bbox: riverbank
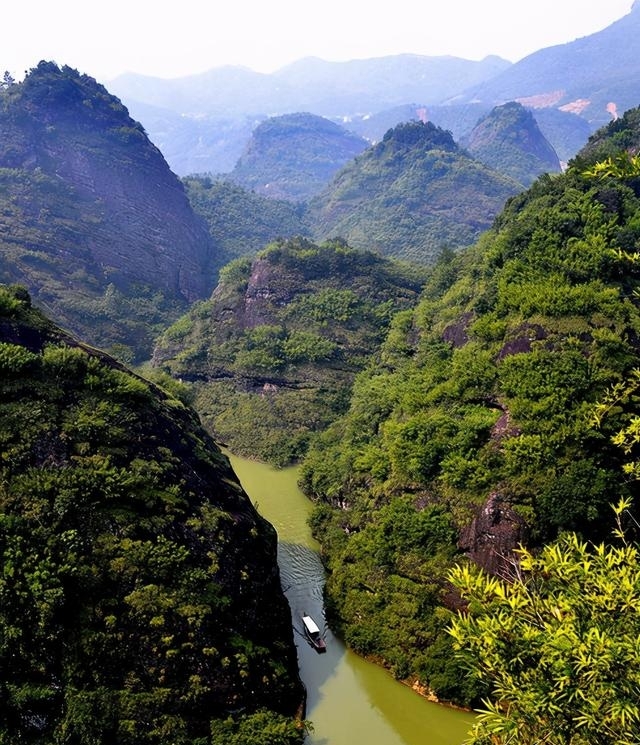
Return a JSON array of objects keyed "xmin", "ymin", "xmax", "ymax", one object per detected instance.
[{"xmin": 226, "ymin": 451, "xmax": 475, "ymax": 745}]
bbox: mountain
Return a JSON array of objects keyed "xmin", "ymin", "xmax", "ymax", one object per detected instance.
[
  {"xmin": 298, "ymin": 106, "xmax": 640, "ymax": 707},
  {"xmin": 228, "ymin": 112, "xmax": 369, "ymax": 202},
  {"xmin": 0, "ymin": 62, "xmax": 217, "ymax": 361},
  {"xmin": 109, "ymin": 55, "xmax": 511, "ymax": 121},
  {"xmin": 0, "ymin": 283, "xmax": 305, "ymax": 743},
  {"xmin": 107, "ymin": 55, "xmax": 511, "ymax": 176},
  {"xmin": 307, "ymin": 120, "xmax": 523, "ymax": 264},
  {"xmin": 121, "ymin": 99, "xmax": 262, "ymax": 176},
  {"xmin": 462, "ymin": 101, "xmax": 561, "ymax": 185},
  {"xmin": 183, "ymin": 177, "xmax": 309, "ymax": 264},
  {"xmin": 152, "ymin": 237, "xmax": 426, "ymax": 465},
  {"xmin": 454, "ymin": 3, "xmax": 640, "ymax": 130},
  {"xmin": 105, "ymin": 8, "xmax": 640, "ymax": 177}
]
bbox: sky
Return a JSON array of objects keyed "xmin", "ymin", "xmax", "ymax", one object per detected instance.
[{"xmin": 2, "ymin": 0, "xmax": 635, "ymax": 83}]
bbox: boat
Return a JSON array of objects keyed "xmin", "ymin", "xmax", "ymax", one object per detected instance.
[{"xmin": 302, "ymin": 613, "xmax": 327, "ymax": 653}]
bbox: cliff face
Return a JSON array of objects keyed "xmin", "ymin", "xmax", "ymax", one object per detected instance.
[
  {"xmin": 0, "ymin": 284, "xmax": 304, "ymax": 742},
  {"xmin": 0, "ymin": 62, "xmax": 217, "ymax": 360}
]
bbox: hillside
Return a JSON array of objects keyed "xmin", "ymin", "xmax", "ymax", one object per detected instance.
[
  {"xmin": 299, "ymin": 108, "xmax": 640, "ymax": 705},
  {"xmin": 183, "ymin": 176, "xmax": 309, "ymax": 265},
  {"xmin": 152, "ymin": 238, "xmax": 426, "ymax": 465},
  {"xmin": 0, "ymin": 62, "xmax": 217, "ymax": 361},
  {"xmin": 307, "ymin": 121, "xmax": 523, "ymax": 264},
  {"xmin": 0, "ymin": 284, "xmax": 305, "ymax": 743},
  {"xmin": 462, "ymin": 101, "xmax": 561, "ymax": 186},
  {"xmin": 455, "ymin": 2, "xmax": 640, "ymax": 129},
  {"xmin": 228, "ymin": 113, "xmax": 368, "ymax": 202}
]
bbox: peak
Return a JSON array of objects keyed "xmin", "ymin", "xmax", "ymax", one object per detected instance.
[{"xmin": 381, "ymin": 120, "xmax": 458, "ymax": 152}]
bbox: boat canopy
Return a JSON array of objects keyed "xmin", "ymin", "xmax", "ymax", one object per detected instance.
[{"xmin": 302, "ymin": 615, "xmax": 321, "ymax": 636}]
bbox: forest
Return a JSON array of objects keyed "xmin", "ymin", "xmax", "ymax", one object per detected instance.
[
  {"xmin": 297, "ymin": 112, "xmax": 640, "ymax": 710},
  {"xmin": 2, "ymin": 61, "xmax": 640, "ymax": 744}
]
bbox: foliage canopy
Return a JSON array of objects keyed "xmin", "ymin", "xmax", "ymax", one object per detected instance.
[{"xmin": 449, "ymin": 501, "xmax": 640, "ymax": 745}]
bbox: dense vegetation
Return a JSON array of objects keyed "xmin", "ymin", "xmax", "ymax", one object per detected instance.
[
  {"xmin": 0, "ymin": 285, "xmax": 305, "ymax": 743},
  {"xmin": 228, "ymin": 112, "xmax": 368, "ymax": 202},
  {"xmin": 183, "ymin": 176, "xmax": 308, "ymax": 269},
  {"xmin": 0, "ymin": 62, "xmax": 216, "ymax": 362},
  {"xmin": 299, "ymin": 114, "xmax": 640, "ymax": 705},
  {"xmin": 152, "ymin": 238, "xmax": 426, "ymax": 465},
  {"xmin": 449, "ymin": 500, "xmax": 640, "ymax": 745},
  {"xmin": 307, "ymin": 121, "xmax": 522, "ymax": 264},
  {"xmin": 463, "ymin": 101, "xmax": 561, "ymax": 186}
]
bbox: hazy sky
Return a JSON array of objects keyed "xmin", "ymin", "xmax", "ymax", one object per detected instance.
[{"xmin": 2, "ymin": 0, "xmax": 634, "ymax": 82}]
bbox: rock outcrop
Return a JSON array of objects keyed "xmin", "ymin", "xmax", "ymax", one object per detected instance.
[{"xmin": 0, "ymin": 62, "xmax": 217, "ymax": 359}]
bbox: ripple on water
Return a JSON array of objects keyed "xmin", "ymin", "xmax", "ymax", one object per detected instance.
[{"xmin": 226, "ymin": 452, "xmax": 475, "ymax": 745}]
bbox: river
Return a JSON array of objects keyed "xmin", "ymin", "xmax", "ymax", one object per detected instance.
[{"xmin": 227, "ymin": 453, "xmax": 475, "ymax": 745}]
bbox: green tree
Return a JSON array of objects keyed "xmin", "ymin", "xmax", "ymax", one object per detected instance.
[{"xmin": 448, "ymin": 499, "xmax": 640, "ymax": 745}]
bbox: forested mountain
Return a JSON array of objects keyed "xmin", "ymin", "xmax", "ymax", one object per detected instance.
[
  {"xmin": 462, "ymin": 101, "xmax": 561, "ymax": 186},
  {"xmin": 0, "ymin": 62, "xmax": 218, "ymax": 361},
  {"xmin": 0, "ymin": 284, "xmax": 305, "ymax": 743},
  {"xmin": 228, "ymin": 113, "xmax": 368, "ymax": 202},
  {"xmin": 297, "ymin": 109, "xmax": 640, "ymax": 705},
  {"xmin": 183, "ymin": 177, "xmax": 309, "ymax": 266},
  {"xmin": 307, "ymin": 121, "xmax": 522, "ymax": 263},
  {"xmin": 152, "ymin": 238, "xmax": 426, "ymax": 465}
]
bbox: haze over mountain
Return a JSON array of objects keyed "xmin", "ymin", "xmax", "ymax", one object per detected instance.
[
  {"xmin": 228, "ymin": 113, "xmax": 368, "ymax": 201},
  {"xmin": 109, "ymin": 55, "xmax": 510, "ymax": 120},
  {"xmin": 104, "ymin": 6, "xmax": 640, "ymax": 176},
  {"xmin": 108, "ymin": 56, "xmax": 510, "ymax": 176}
]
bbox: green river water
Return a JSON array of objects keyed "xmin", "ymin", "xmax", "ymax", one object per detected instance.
[{"xmin": 227, "ymin": 453, "xmax": 475, "ymax": 745}]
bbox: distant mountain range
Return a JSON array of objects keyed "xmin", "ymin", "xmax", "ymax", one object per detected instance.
[
  {"xmin": 453, "ymin": 2, "xmax": 640, "ymax": 129},
  {"xmin": 107, "ymin": 5, "xmax": 640, "ymax": 175}
]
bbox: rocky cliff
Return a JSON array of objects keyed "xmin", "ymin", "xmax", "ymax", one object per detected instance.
[{"xmin": 0, "ymin": 62, "xmax": 217, "ymax": 360}]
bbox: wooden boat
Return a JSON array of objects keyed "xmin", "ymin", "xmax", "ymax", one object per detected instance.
[{"xmin": 302, "ymin": 613, "xmax": 326, "ymax": 652}]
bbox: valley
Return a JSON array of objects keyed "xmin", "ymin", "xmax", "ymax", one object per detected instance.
[{"xmin": 1, "ymin": 8, "xmax": 640, "ymax": 741}]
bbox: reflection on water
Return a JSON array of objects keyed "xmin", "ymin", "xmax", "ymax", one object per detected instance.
[{"xmin": 227, "ymin": 452, "xmax": 475, "ymax": 745}]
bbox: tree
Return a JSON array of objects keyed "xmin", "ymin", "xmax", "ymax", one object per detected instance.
[
  {"xmin": 448, "ymin": 499, "xmax": 640, "ymax": 745},
  {"xmin": 1, "ymin": 70, "xmax": 15, "ymax": 89}
]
